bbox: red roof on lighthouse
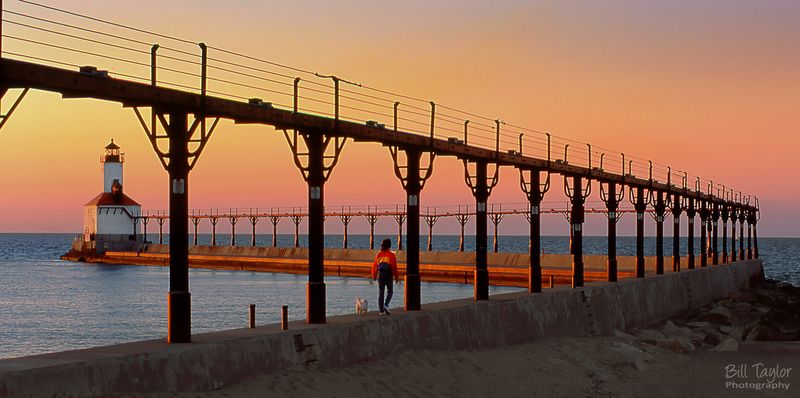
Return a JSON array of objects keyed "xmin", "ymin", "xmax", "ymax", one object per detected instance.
[{"xmin": 84, "ymin": 192, "xmax": 141, "ymax": 206}]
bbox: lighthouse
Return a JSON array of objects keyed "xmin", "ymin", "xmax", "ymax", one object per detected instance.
[{"xmin": 81, "ymin": 139, "xmax": 143, "ymax": 253}]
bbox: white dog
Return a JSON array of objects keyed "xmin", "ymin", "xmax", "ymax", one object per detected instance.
[{"xmin": 356, "ymin": 297, "xmax": 368, "ymax": 315}]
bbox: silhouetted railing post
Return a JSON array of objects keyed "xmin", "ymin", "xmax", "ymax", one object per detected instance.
[
  {"xmin": 671, "ymin": 193, "xmax": 682, "ymax": 272},
  {"xmin": 166, "ymin": 111, "xmax": 191, "ymax": 344}
]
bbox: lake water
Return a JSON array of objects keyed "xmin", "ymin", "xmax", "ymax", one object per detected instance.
[{"xmin": 0, "ymin": 233, "xmax": 796, "ymax": 359}]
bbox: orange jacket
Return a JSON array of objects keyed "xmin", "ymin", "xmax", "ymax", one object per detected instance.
[{"xmin": 371, "ymin": 249, "xmax": 399, "ymax": 280}]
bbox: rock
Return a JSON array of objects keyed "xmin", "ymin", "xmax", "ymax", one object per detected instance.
[
  {"xmin": 662, "ymin": 320, "xmax": 692, "ymax": 338},
  {"xmin": 605, "ymin": 341, "xmax": 653, "ymax": 371},
  {"xmin": 699, "ymin": 306, "xmax": 733, "ymax": 325},
  {"xmin": 690, "ymin": 330, "xmax": 707, "ymax": 344},
  {"xmin": 686, "ymin": 321, "xmax": 711, "ymax": 329},
  {"xmin": 745, "ymin": 322, "xmax": 781, "ymax": 341},
  {"xmin": 711, "ymin": 337, "xmax": 739, "ymax": 352},
  {"xmin": 635, "ymin": 329, "xmax": 666, "ymax": 345},
  {"xmin": 755, "ymin": 305, "xmax": 771, "ymax": 314},
  {"xmin": 765, "ymin": 308, "xmax": 792, "ymax": 323},
  {"xmin": 703, "ymin": 328, "xmax": 723, "ymax": 346},
  {"xmin": 613, "ymin": 330, "xmax": 637, "ymax": 344},
  {"xmin": 734, "ymin": 302, "xmax": 753, "ymax": 313},
  {"xmin": 720, "ymin": 325, "xmax": 743, "ymax": 341},
  {"xmin": 657, "ymin": 335, "xmax": 695, "ymax": 353}
]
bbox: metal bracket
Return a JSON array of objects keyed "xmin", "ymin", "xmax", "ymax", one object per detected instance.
[
  {"xmin": 389, "ymin": 146, "xmax": 435, "ymax": 190},
  {"xmin": 132, "ymin": 108, "xmax": 220, "ymax": 171},
  {"xmin": 283, "ymin": 129, "xmax": 346, "ymax": 182},
  {"xmin": 463, "ymin": 160, "xmax": 500, "ymax": 196},
  {"xmin": 0, "ymin": 87, "xmax": 30, "ymax": 132}
]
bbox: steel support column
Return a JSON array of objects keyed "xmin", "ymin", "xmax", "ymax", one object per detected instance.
[
  {"xmin": 686, "ymin": 199, "xmax": 696, "ymax": 269},
  {"xmin": 403, "ymin": 150, "xmax": 422, "ymax": 310},
  {"xmin": 565, "ymin": 176, "xmax": 590, "ymax": 287},
  {"xmin": 601, "ymin": 181, "xmax": 623, "ymax": 282},
  {"xmin": 747, "ymin": 210, "xmax": 753, "ymax": 260},
  {"xmin": 721, "ymin": 204, "xmax": 729, "ymax": 264},
  {"xmin": 652, "ymin": 191, "xmax": 666, "ymax": 274},
  {"xmin": 472, "ymin": 162, "xmax": 490, "ymax": 299},
  {"xmin": 389, "ymin": 147, "xmax": 434, "ymax": 311},
  {"xmin": 671, "ymin": 193, "xmax": 682, "ymax": 272},
  {"xmin": 712, "ymin": 203, "xmax": 720, "ymax": 265},
  {"xmin": 738, "ymin": 212, "xmax": 745, "ymax": 260},
  {"xmin": 166, "ymin": 112, "xmax": 190, "ymax": 344},
  {"xmin": 730, "ymin": 207, "xmax": 737, "ymax": 262},
  {"xmin": 520, "ymin": 168, "xmax": 549, "ymax": 292},
  {"xmin": 700, "ymin": 201, "xmax": 708, "ymax": 267},
  {"xmin": 305, "ymin": 132, "xmax": 326, "ymax": 324},
  {"xmin": 630, "ymin": 186, "xmax": 647, "ymax": 278}
]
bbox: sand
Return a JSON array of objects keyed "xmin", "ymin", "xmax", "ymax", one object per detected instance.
[{"xmin": 148, "ymin": 336, "xmax": 798, "ymax": 398}]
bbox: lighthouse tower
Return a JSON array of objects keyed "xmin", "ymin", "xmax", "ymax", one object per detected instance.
[{"xmin": 82, "ymin": 139, "xmax": 143, "ymax": 253}]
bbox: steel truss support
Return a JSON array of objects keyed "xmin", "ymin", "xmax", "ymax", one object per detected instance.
[
  {"xmin": 157, "ymin": 218, "xmax": 166, "ymax": 244},
  {"xmin": 686, "ymin": 198, "xmax": 697, "ymax": 269},
  {"xmin": 0, "ymin": 87, "xmax": 30, "ymax": 132},
  {"xmin": 699, "ymin": 201, "xmax": 709, "ymax": 267},
  {"xmin": 600, "ymin": 181, "xmax": 624, "ymax": 282},
  {"xmin": 269, "ymin": 216, "xmax": 280, "ymax": 247},
  {"xmin": 366, "ymin": 213, "xmax": 380, "ymax": 250},
  {"xmin": 249, "ymin": 216, "xmax": 259, "ymax": 247},
  {"xmin": 730, "ymin": 206, "xmax": 738, "ymax": 262},
  {"xmin": 721, "ymin": 203, "xmax": 729, "ymax": 264},
  {"xmin": 291, "ymin": 215, "xmax": 302, "ymax": 248},
  {"xmin": 424, "ymin": 213, "xmax": 440, "ymax": 252},
  {"xmin": 340, "ymin": 213, "xmax": 353, "ymax": 249},
  {"xmin": 455, "ymin": 210, "xmax": 471, "ymax": 253},
  {"xmin": 191, "ymin": 217, "xmax": 200, "ymax": 245},
  {"xmin": 629, "ymin": 186, "xmax": 647, "ymax": 278},
  {"xmin": 712, "ymin": 202, "xmax": 720, "ymax": 265},
  {"xmin": 738, "ymin": 210, "xmax": 745, "ymax": 261},
  {"xmin": 132, "ymin": 106, "xmax": 216, "ymax": 344},
  {"xmin": 209, "ymin": 217, "xmax": 219, "ymax": 246},
  {"xmin": 464, "ymin": 160, "xmax": 499, "ymax": 299},
  {"xmin": 489, "ymin": 205, "xmax": 505, "ymax": 253},
  {"xmin": 520, "ymin": 168, "xmax": 550, "ymax": 291},
  {"xmin": 393, "ymin": 211, "xmax": 406, "ymax": 251},
  {"xmin": 565, "ymin": 176, "xmax": 591, "ymax": 287},
  {"xmin": 670, "ymin": 193, "xmax": 683, "ymax": 272},
  {"xmin": 389, "ymin": 147, "xmax": 435, "ymax": 310},
  {"xmin": 649, "ymin": 190, "xmax": 667, "ymax": 275},
  {"xmin": 283, "ymin": 128, "xmax": 346, "ymax": 324},
  {"xmin": 229, "ymin": 216, "xmax": 238, "ymax": 246},
  {"xmin": 753, "ymin": 198, "xmax": 760, "ymax": 259}
]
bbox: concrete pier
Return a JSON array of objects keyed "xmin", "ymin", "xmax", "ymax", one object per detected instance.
[{"xmin": 0, "ymin": 259, "xmax": 763, "ymax": 397}]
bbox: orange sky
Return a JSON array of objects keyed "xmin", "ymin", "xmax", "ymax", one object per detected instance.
[{"xmin": 0, "ymin": 0, "xmax": 797, "ymax": 236}]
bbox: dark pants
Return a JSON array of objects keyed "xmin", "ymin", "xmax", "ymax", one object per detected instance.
[{"xmin": 378, "ymin": 272, "xmax": 393, "ymax": 312}]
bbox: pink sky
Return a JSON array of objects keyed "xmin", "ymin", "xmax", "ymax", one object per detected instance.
[{"xmin": 0, "ymin": 0, "xmax": 797, "ymax": 236}]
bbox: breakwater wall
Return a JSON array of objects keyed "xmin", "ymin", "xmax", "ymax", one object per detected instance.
[
  {"xmin": 0, "ymin": 259, "xmax": 763, "ymax": 397},
  {"xmin": 64, "ymin": 244, "xmax": 679, "ymax": 287}
]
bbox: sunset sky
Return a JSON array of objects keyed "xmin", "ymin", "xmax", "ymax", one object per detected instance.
[{"xmin": 0, "ymin": 0, "xmax": 797, "ymax": 237}]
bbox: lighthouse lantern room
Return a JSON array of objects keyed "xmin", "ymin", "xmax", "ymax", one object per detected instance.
[{"xmin": 81, "ymin": 139, "xmax": 143, "ymax": 253}]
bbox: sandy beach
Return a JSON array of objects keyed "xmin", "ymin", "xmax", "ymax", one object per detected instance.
[{"xmin": 150, "ymin": 281, "xmax": 800, "ymax": 398}]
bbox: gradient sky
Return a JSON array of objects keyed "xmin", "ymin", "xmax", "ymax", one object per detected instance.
[{"xmin": 0, "ymin": 0, "xmax": 797, "ymax": 236}]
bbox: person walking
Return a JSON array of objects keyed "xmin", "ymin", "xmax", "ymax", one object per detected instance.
[{"xmin": 371, "ymin": 238, "xmax": 400, "ymax": 315}]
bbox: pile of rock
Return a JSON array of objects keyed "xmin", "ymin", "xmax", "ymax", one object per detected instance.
[{"xmin": 624, "ymin": 279, "xmax": 800, "ymax": 353}]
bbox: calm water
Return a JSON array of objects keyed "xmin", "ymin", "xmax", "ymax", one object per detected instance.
[{"xmin": 0, "ymin": 233, "xmax": 796, "ymax": 359}]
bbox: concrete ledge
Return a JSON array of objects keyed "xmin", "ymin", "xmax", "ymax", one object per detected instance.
[{"xmin": 0, "ymin": 260, "xmax": 763, "ymax": 397}]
